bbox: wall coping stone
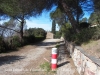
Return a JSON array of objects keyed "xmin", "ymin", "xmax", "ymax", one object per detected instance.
[{"xmin": 75, "ymin": 46, "xmax": 100, "ymax": 66}]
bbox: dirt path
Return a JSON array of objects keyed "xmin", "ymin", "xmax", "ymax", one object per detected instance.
[
  {"xmin": 0, "ymin": 39, "xmax": 60, "ymax": 75},
  {"xmin": 57, "ymin": 42, "xmax": 79, "ymax": 75}
]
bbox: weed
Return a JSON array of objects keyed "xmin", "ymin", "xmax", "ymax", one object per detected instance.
[
  {"xmin": 40, "ymin": 62, "xmax": 56, "ymax": 75},
  {"xmin": 40, "ymin": 62, "xmax": 51, "ymax": 72},
  {"xmin": 55, "ymin": 43, "xmax": 60, "ymax": 48}
]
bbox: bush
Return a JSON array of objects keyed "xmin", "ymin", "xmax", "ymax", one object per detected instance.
[
  {"xmin": 0, "ymin": 27, "xmax": 47, "ymax": 53},
  {"xmin": 0, "ymin": 37, "xmax": 5, "ymax": 52},
  {"xmin": 65, "ymin": 27, "xmax": 100, "ymax": 45},
  {"xmin": 79, "ymin": 22, "xmax": 90, "ymax": 29},
  {"xmin": 91, "ymin": 27, "xmax": 100, "ymax": 40},
  {"xmin": 23, "ymin": 35, "xmax": 45, "ymax": 45},
  {"xmin": 54, "ymin": 31, "xmax": 61, "ymax": 39},
  {"xmin": 23, "ymin": 28, "xmax": 46, "ymax": 44},
  {"xmin": 74, "ymin": 28, "xmax": 96, "ymax": 45},
  {"xmin": 35, "ymin": 36, "xmax": 45, "ymax": 42},
  {"xmin": 23, "ymin": 35, "xmax": 36, "ymax": 44},
  {"xmin": 10, "ymin": 36, "xmax": 21, "ymax": 49},
  {"xmin": 25, "ymin": 28, "xmax": 47, "ymax": 38}
]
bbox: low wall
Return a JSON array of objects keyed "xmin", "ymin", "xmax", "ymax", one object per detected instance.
[{"xmin": 65, "ymin": 41, "xmax": 100, "ymax": 75}]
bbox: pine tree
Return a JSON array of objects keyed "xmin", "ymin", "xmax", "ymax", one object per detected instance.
[{"xmin": 51, "ymin": 20, "xmax": 56, "ymax": 34}]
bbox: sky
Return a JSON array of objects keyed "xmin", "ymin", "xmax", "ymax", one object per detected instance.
[
  {"xmin": 0, "ymin": 6, "xmax": 59, "ymax": 31},
  {"xmin": 0, "ymin": 6, "xmax": 91, "ymax": 31},
  {"xmin": 26, "ymin": 10, "xmax": 59, "ymax": 31},
  {"xmin": 25, "ymin": 6, "xmax": 59, "ymax": 31}
]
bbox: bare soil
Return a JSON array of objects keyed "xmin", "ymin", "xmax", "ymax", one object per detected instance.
[
  {"xmin": 0, "ymin": 39, "xmax": 60, "ymax": 75},
  {"xmin": 81, "ymin": 39, "xmax": 100, "ymax": 59}
]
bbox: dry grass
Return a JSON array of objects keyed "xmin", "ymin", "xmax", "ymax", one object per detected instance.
[{"xmin": 81, "ymin": 39, "xmax": 100, "ymax": 58}]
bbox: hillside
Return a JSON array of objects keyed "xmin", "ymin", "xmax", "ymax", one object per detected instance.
[{"xmin": 81, "ymin": 39, "xmax": 100, "ymax": 59}]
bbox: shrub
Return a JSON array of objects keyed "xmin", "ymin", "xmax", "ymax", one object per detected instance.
[
  {"xmin": 24, "ymin": 28, "xmax": 46, "ymax": 44},
  {"xmin": 79, "ymin": 22, "xmax": 90, "ymax": 29},
  {"xmin": 10, "ymin": 36, "xmax": 21, "ymax": 49},
  {"xmin": 0, "ymin": 37, "xmax": 5, "ymax": 52},
  {"xmin": 91, "ymin": 27, "xmax": 100, "ymax": 40},
  {"xmin": 23, "ymin": 35, "xmax": 35, "ymax": 44},
  {"xmin": 23, "ymin": 35, "xmax": 45, "ymax": 45},
  {"xmin": 65, "ymin": 27, "xmax": 99, "ymax": 45},
  {"xmin": 54, "ymin": 31, "xmax": 61, "ymax": 39},
  {"xmin": 74, "ymin": 28, "xmax": 96, "ymax": 44}
]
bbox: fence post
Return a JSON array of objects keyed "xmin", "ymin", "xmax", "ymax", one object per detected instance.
[{"xmin": 51, "ymin": 48, "xmax": 57, "ymax": 70}]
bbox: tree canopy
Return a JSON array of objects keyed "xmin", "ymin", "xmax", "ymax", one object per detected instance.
[
  {"xmin": 88, "ymin": 12, "xmax": 100, "ymax": 25},
  {"xmin": 0, "ymin": 0, "xmax": 94, "ymax": 33},
  {"xmin": 0, "ymin": 0, "xmax": 95, "ymax": 39}
]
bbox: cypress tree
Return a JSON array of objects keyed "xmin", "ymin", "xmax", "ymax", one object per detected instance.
[{"xmin": 51, "ymin": 20, "xmax": 56, "ymax": 34}]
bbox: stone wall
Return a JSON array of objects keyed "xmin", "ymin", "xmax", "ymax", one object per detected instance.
[{"xmin": 65, "ymin": 41, "xmax": 100, "ymax": 75}]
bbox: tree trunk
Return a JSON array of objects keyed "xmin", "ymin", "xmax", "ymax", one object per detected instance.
[
  {"xmin": 20, "ymin": 19, "xmax": 24, "ymax": 42},
  {"xmin": 60, "ymin": 0, "xmax": 79, "ymax": 33}
]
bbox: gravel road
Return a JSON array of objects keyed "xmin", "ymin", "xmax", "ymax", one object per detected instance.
[{"xmin": 0, "ymin": 39, "xmax": 60, "ymax": 75}]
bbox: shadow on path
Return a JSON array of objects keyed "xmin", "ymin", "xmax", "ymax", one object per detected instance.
[
  {"xmin": 58, "ymin": 61, "xmax": 70, "ymax": 68},
  {"xmin": 36, "ymin": 41, "xmax": 60, "ymax": 46},
  {"xmin": 0, "ymin": 55, "xmax": 25, "ymax": 66}
]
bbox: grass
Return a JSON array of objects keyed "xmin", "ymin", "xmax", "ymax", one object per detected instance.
[
  {"xmin": 40, "ymin": 62, "xmax": 56, "ymax": 75},
  {"xmin": 40, "ymin": 62, "xmax": 51, "ymax": 72},
  {"xmin": 81, "ymin": 39, "xmax": 100, "ymax": 58},
  {"xmin": 55, "ymin": 43, "xmax": 60, "ymax": 48},
  {"xmin": 81, "ymin": 40, "xmax": 99, "ymax": 47}
]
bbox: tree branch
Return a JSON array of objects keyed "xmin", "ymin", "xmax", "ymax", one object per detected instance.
[{"xmin": 0, "ymin": 25, "xmax": 20, "ymax": 33}]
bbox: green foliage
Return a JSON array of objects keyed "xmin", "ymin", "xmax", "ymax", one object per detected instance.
[
  {"xmin": 79, "ymin": 22, "xmax": 90, "ymax": 29},
  {"xmin": 50, "ymin": 8, "xmax": 67, "ymax": 26},
  {"xmin": 80, "ymin": 17, "xmax": 88, "ymax": 22},
  {"xmin": 60, "ymin": 21, "xmax": 100, "ymax": 45},
  {"xmin": 55, "ymin": 43, "xmax": 60, "ymax": 48},
  {"xmin": 92, "ymin": 27, "xmax": 100, "ymax": 40},
  {"xmin": 54, "ymin": 31, "xmax": 61, "ymax": 39},
  {"xmin": 40, "ymin": 62, "xmax": 51, "ymax": 72},
  {"xmin": 0, "ymin": 27, "xmax": 46, "ymax": 53},
  {"xmin": 59, "ymin": 22, "xmax": 72, "ymax": 39},
  {"xmin": 88, "ymin": 12, "xmax": 100, "ymax": 25},
  {"xmin": 0, "ymin": 0, "xmax": 47, "ymax": 40},
  {"xmin": 0, "ymin": 37, "xmax": 5, "ymax": 52},
  {"xmin": 74, "ymin": 28, "xmax": 95, "ymax": 44},
  {"xmin": 51, "ymin": 20, "xmax": 56, "ymax": 34},
  {"xmin": 25, "ymin": 28, "xmax": 46, "ymax": 37},
  {"xmin": 65, "ymin": 27, "xmax": 100, "ymax": 45},
  {"xmin": 23, "ymin": 36, "xmax": 45, "ymax": 45},
  {"xmin": 40, "ymin": 61, "xmax": 56, "ymax": 75},
  {"xmin": 23, "ymin": 35, "xmax": 35, "ymax": 44},
  {"xmin": 23, "ymin": 28, "xmax": 46, "ymax": 44},
  {"xmin": 94, "ymin": 0, "xmax": 100, "ymax": 11},
  {"xmin": 10, "ymin": 36, "xmax": 21, "ymax": 49}
]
